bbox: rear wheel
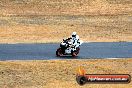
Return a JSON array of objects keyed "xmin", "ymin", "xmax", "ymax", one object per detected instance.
[
  {"xmin": 72, "ymin": 52, "xmax": 77, "ymax": 57},
  {"xmin": 76, "ymin": 47, "xmax": 80, "ymax": 54},
  {"xmin": 71, "ymin": 47, "xmax": 80, "ymax": 57},
  {"xmin": 56, "ymin": 48, "xmax": 63, "ymax": 56}
]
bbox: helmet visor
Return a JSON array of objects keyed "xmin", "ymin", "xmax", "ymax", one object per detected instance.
[{"xmin": 72, "ymin": 35, "xmax": 76, "ymax": 37}]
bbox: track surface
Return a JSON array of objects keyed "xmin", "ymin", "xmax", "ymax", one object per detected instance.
[{"xmin": 0, "ymin": 42, "xmax": 132, "ymax": 60}]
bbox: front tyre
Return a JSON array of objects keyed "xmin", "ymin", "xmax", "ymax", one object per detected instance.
[{"xmin": 56, "ymin": 48, "xmax": 63, "ymax": 56}]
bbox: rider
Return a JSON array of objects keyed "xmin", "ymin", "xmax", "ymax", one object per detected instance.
[
  {"xmin": 62, "ymin": 32, "xmax": 81, "ymax": 51},
  {"xmin": 70, "ymin": 32, "xmax": 81, "ymax": 51}
]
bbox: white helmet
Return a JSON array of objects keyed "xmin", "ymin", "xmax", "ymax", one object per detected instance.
[{"xmin": 72, "ymin": 32, "xmax": 77, "ymax": 37}]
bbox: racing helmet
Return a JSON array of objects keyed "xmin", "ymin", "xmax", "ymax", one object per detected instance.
[{"xmin": 72, "ymin": 32, "xmax": 77, "ymax": 37}]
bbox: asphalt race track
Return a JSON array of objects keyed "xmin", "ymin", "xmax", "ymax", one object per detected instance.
[{"xmin": 0, "ymin": 42, "xmax": 132, "ymax": 60}]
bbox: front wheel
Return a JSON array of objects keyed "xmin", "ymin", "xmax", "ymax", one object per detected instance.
[{"xmin": 56, "ymin": 48, "xmax": 63, "ymax": 56}]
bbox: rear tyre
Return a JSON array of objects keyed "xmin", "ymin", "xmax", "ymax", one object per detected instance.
[
  {"xmin": 72, "ymin": 51, "xmax": 77, "ymax": 57},
  {"xmin": 71, "ymin": 47, "xmax": 80, "ymax": 57},
  {"xmin": 76, "ymin": 47, "xmax": 80, "ymax": 54},
  {"xmin": 56, "ymin": 48, "xmax": 63, "ymax": 56}
]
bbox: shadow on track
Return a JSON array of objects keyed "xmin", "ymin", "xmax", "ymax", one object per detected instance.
[{"xmin": 55, "ymin": 55, "xmax": 91, "ymax": 59}]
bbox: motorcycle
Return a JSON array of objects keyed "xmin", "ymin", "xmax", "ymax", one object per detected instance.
[{"xmin": 56, "ymin": 38, "xmax": 83, "ymax": 57}]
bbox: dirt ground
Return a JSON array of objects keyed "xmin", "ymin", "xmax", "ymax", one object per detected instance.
[
  {"xmin": 0, "ymin": 0, "xmax": 131, "ymax": 43},
  {"xmin": 0, "ymin": 15, "xmax": 132, "ymax": 43},
  {"xmin": 0, "ymin": 0, "xmax": 131, "ymax": 16},
  {"xmin": 0, "ymin": 59, "xmax": 132, "ymax": 88}
]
